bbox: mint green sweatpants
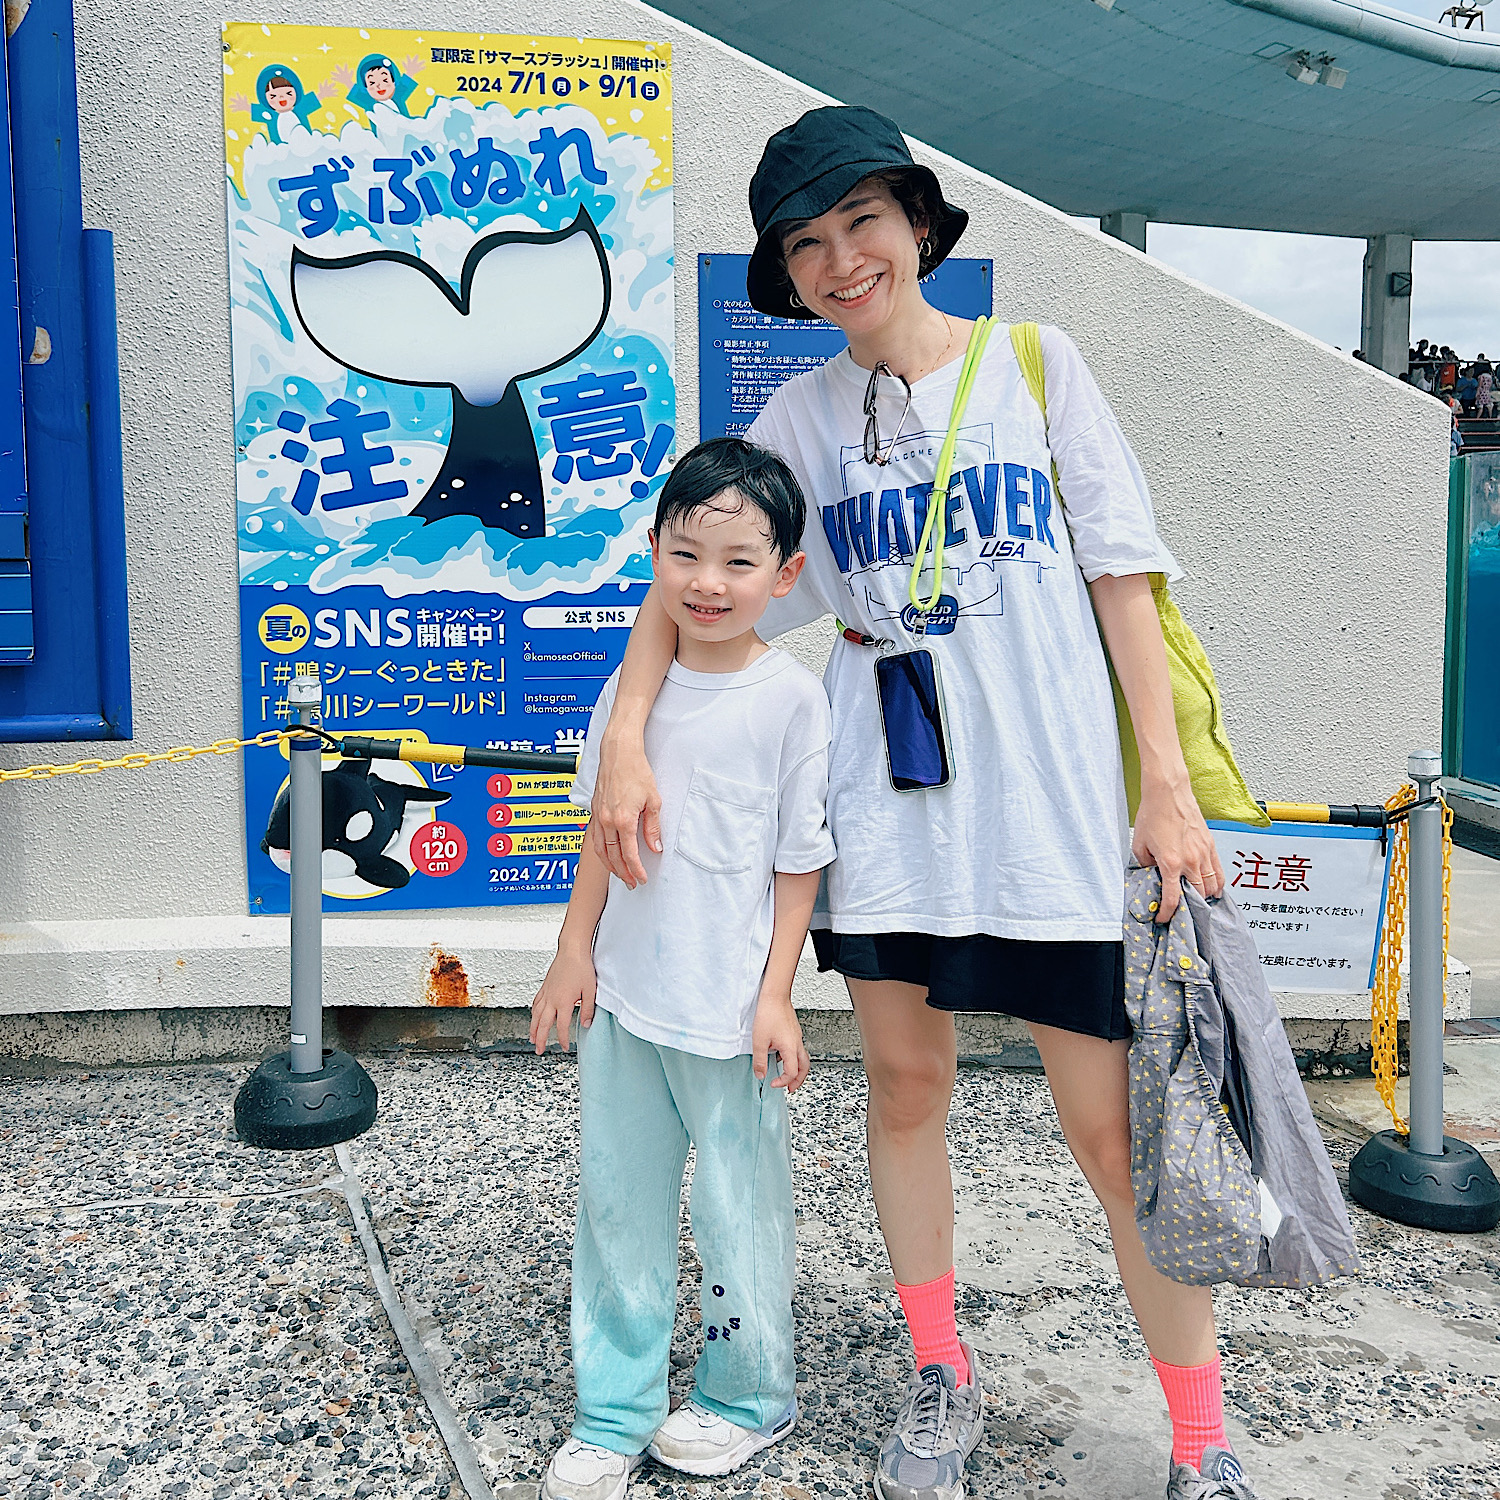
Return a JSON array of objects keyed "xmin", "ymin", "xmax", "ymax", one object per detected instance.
[{"xmin": 570, "ymin": 1007, "xmax": 796, "ymax": 1456}]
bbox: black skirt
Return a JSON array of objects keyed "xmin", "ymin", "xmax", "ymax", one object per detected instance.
[{"xmin": 810, "ymin": 929, "xmax": 1129, "ymax": 1042}]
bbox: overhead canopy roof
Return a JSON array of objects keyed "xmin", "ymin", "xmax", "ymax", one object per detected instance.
[{"xmin": 649, "ymin": 0, "xmax": 1500, "ymax": 239}]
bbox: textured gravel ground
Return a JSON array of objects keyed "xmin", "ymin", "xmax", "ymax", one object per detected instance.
[{"xmin": 2, "ymin": 1054, "xmax": 1498, "ymax": 1500}]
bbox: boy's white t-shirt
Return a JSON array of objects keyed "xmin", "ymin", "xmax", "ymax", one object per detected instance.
[
  {"xmin": 571, "ymin": 648, "xmax": 835, "ymax": 1059},
  {"xmin": 747, "ymin": 325, "xmax": 1178, "ymax": 943}
]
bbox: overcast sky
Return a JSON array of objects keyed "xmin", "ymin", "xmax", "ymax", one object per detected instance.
[{"xmin": 1119, "ymin": 0, "xmax": 1500, "ymax": 359}]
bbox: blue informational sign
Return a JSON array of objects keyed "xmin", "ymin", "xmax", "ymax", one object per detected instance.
[{"xmin": 697, "ymin": 255, "xmax": 993, "ymax": 441}]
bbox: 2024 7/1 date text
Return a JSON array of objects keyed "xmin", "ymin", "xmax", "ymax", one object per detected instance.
[
  {"xmin": 454, "ymin": 72, "xmax": 660, "ymax": 99},
  {"xmin": 489, "ymin": 859, "xmax": 576, "ymax": 885}
]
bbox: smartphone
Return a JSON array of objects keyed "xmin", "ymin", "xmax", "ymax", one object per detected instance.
[{"xmin": 874, "ymin": 649, "xmax": 952, "ymax": 792}]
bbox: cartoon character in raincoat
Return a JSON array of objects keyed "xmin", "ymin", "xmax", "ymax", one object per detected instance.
[
  {"xmin": 345, "ymin": 54, "xmax": 421, "ymax": 121},
  {"xmin": 250, "ymin": 64, "xmax": 322, "ymax": 143}
]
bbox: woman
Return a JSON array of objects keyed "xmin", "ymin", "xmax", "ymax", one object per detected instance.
[
  {"xmin": 1473, "ymin": 354, "xmax": 1494, "ymax": 419},
  {"xmin": 588, "ymin": 106, "xmax": 1255, "ymax": 1500}
]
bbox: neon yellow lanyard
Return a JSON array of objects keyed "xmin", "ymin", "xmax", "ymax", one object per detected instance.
[{"xmin": 908, "ymin": 315, "xmax": 997, "ymax": 616}]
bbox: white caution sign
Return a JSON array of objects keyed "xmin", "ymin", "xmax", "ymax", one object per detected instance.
[{"xmin": 1209, "ymin": 822, "xmax": 1390, "ymax": 994}]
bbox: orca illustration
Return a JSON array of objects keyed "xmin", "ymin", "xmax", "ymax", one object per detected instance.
[
  {"xmin": 261, "ymin": 757, "xmax": 452, "ymax": 891},
  {"xmin": 290, "ymin": 210, "xmax": 611, "ymax": 538}
]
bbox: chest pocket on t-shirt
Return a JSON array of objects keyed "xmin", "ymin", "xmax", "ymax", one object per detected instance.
[{"xmin": 675, "ymin": 768, "xmax": 775, "ymax": 875}]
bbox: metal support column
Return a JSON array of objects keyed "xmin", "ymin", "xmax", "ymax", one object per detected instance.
[
  {"xmin": 234, "ymin": 676, "xmax": 378, "ymax": 1151},
  {"xmin": 1348, "ymin": 750, "xmax": 1500, "ymax": 1231},
  {"xmin": 1360, "ymin": 234, "xmax": 1413, "ymax": 376},
  {"xmin": 288, "ymin": 674, "xmax": 325, "ymax": 1073},
  {"xmin": 1100, "ymin": 211, "xmax": 1147, "ymax": 252},
  {"xmin": 1404, "ymin": 751, "xmax": 1446, "ymax": 1157}
]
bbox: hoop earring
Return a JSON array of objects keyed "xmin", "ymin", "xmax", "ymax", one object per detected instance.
[
  {"xmin": 789, "ymin": 290, "xmax": 805, "ymax": 310},
  {"xmin": 919, "ymin": 237, "xmax": 935, "ymax": 259}
]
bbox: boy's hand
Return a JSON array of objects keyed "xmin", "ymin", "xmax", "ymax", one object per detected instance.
[
  {"xmin": 753, "ymin": 993, "xmax": 809, "ymax": 1092},
  {"xmin": 530, "ymin": 946, "xmax": 596, "ymax": 1054}
]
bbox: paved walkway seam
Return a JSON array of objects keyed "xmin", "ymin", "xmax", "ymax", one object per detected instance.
[
  {"xmin": 334, "ymin": 1142, "xmax": 497, "ymax": 1500},
  {"xmin": 13, "ymin": 1176, "xmax": 346, "ymax": 1217}
]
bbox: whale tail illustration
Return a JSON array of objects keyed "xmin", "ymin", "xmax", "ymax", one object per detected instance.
[{"xmin": 290, "ymin": 211, "xmax": 611, "ymax": 537}]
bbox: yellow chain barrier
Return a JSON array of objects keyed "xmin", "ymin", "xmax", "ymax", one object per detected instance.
[
  {"xmin": 1, "ymin": 738, "xmax": 1457, "ymax": 1130},
  {"xmin": 0, "ymin": 728, "xmax": 317, "ymax": 782},
  {"xmin": 1370, "ymin": 783, "xmax": 1454, "ymax": 1134}
]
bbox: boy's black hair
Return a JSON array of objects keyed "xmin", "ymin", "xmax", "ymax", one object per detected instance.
[{"xmin": 654, "ymin": 437, "xmax": 806, "ymax": 563}]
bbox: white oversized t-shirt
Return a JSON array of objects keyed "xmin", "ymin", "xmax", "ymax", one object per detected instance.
[
  {"xmin": 748, "ymin": 325, "xmax": 1177, "ymax": 943},
  {"xmin": 571, "ymin": 649, "xmax": 836, "ymax": 1059}
]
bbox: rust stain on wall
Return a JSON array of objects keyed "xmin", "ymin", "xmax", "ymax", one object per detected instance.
[{"xmin": 425, "ymin": 946, "xmax": 470, "ymax": 1007}]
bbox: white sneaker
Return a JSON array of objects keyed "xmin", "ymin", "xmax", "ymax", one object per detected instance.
[
  {"xmin": 542, "ymin": 1438, "xmax": 641, "ymax": 1500},
  {"xmin": 647, "ymin": 1396, "xmax": 798, "ymax": 1476}
]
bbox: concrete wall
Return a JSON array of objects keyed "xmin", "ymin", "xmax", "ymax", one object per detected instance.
[{"xmin": 0, "ymin": 0, "xmax": 1451, "ymax": 1023}]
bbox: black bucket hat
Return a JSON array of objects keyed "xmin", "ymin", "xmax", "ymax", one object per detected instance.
[{"xmin": 746, "ymin": 105, "xmax": 968, "ymax": 320}]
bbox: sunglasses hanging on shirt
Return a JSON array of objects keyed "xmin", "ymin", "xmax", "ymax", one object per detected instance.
[
  {"xmin": 863, "ymin": 361, "xmax": 913, "ymax": 466},
  {"xmin": 867, "ymin": 316, "xmax": 998, "ymax": 793}
]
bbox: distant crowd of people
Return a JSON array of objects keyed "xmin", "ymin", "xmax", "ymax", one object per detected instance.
[
  {"xmin": 1401, "ymin": 340, "xmax": 1496, "ymax": 416},
  {"xmin": 1349, "ymin": 339, "xmax": 1495, "ymax": 454}
]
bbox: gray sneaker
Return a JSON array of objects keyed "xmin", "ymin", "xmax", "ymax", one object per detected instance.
[
  {"xmin": 873, "ymin": 1341, "xmax": 984, "ymax": 1500},
  {"xmin": 1166, "ymin": 1445, "xmax": 1262, "ymax": 1500}
]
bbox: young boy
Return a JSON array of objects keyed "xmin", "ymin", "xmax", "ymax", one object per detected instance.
[{"xmin": 530, "ymin": 438, "xmax": 835, "ymax": 1500}]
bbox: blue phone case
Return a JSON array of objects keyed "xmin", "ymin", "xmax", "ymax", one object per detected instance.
[{"xmin": 874, "ymin": 649, "xmax": 952, "ymax": 792}]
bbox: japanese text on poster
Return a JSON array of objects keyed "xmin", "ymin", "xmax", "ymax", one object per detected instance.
[
  {"xmin": 224, "ymin": 22, "xmax": 673, "ymax": 913},
  {"xmin": 1210, "ymin": 822, "xmax": 1390, "ymax": 993}
]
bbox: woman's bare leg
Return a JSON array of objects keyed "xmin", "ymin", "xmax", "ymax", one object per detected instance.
[
  {"xmin": 1029, "ymin": 1021, "xmax": 1216, "ymax": 1365},
  {"xmin": 851, "ymin": 984, "xmax": 980, "ymax": 1500},
  {"xmin": 847, "ymin": 978, "xmax": 958, "ymax": 1284}
]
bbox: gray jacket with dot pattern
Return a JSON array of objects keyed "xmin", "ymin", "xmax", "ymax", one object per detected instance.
[{"xmin": 1124, "ymin": 866, "xmax": 1361, "ymax": 1288}]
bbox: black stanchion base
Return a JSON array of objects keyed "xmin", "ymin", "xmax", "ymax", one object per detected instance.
[
  {"xmin": 234, "ymin": 1049, "xmax": 378, "ymax": 1150},
  {"xmin": 1349, "ymin": 1130, "xmax": 1500, "ymax": 1233}
]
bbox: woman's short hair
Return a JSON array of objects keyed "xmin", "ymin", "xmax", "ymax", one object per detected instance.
[
  {"xmin": 654, "ymin": 437, "xmax": 806, "ymax": 563},
  {"xmin": 869, "ymin": 168, "xmax": 953, "ymax": 276},
  {"xmin": 773, "ymin": 167, "xmax": 953, "ymax": 295}
]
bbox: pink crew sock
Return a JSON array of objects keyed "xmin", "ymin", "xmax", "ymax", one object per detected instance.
[
  {"xmin": 1151, "ymin": 1354, "xmax": 1229, "ymax": 1470},
  {"xmin": 894, "ymin": 1269, "xmax": 970, "ymax": 1386}
]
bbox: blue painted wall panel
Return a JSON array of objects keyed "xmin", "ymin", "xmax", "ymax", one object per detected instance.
[
  {"xmin": 0, "ymin": 560, "xmax": 32, "ymax": 660},
  {"xmin": 0, "ymin": 0, "xmax": 131, "ymax": 740},
  {"xmin": 0, "ymin": 28, "xmax": 24, "ymax": 509},
  {"xmin": 0, "ymin": 27, "xmax": 29, "ymax": 664}
]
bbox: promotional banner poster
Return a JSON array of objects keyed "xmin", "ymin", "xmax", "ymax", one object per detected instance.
[
  {"xmin": 1210, "ymin": 822, "xmax": 1390, "ymax": 993},
  {"xmin": 697, "ymin": 255, "xmax": 992, "ymax": 441},
  {"xmin": 224, "ymin": 23, "xmax": 673, "ymax": 912}
]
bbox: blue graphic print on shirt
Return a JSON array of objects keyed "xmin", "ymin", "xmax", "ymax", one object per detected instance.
[
  {"xmin": 820, "ymin": 427, "xmax": 1060, "ymax": 634},
  {"xmin": 822, "ymin": 448, "xmax": 1058, "ymax": 573}
]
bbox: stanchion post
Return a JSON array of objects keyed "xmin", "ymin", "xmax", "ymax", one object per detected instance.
[
  {"xmin": 234, "ymin": 678, "xmax": 378, "ymax": 1151},
  {"xmin": 288, "ymin": 674, "xmax": 324, "ymax": 1074},
  {"xmin": 1348, "ymin": 750, "xmax": 1500, "ymax": 1231},
  {"xmin": 1405, "ymin": 750, "xmax": 1445, "ymax": 1158}
]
